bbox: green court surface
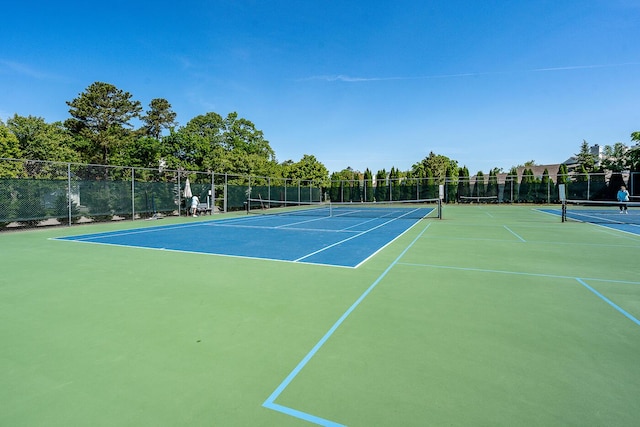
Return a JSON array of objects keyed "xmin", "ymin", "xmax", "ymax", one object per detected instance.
[{"xmin": 1, "ymin": 205, "xmax": 639, "ymax": 426}]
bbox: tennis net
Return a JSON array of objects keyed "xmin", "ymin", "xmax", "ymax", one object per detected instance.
[
  {"xmin": 246, "ymin": 198, "xmax": 329, "ymax": 216},
  {"xmin": 459, "ymin": 196, "xmax": 499, "ymax": 204},
  {"xmin": 561, "ymin": 199, "xmax": 640, "ymax": 225},
  {"xmin": 246, "ymin": 198, "xmax": 442, "ymax": 219}
]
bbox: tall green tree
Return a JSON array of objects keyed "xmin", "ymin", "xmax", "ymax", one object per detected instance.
[
  {"xmin": 330, "ymin": 167, "xmax": 360, "ymax": 183},
  {"xmin": 389, "ymin": 166, "xmax": 401, "ymax": 200},
  {"xmin": 375, "ymin": 169, "xmax": 387, "ymax": 201},
  {"xmin": 7, "ymin": 115, "xmax": 78, "ymax": 163},
  {"xmin": 474, "ymin": 171, "xmax": 485, "ymax": 197},
  {"xmin": 141, "ymin": 98, "xmax": 177, "ymax": 139},
  {"xmin": 556, "ymin": 163, "xmax": 568, "ymax": 200},
  {"xmin": 540, "ymin": 168, "xmax": 551, "ymax": 202},
  {"xmin": 575, "ymin": 140, "xmax": 595, "ymax": 172},
  {"xmin": 424, "ymin": 168, "xmax": 436, "ymax": 199},
  {"xmin": 283, "ymin": 154, "xmax": 328, "ymax": 185},
  {"xmin": 329, "ymin": 167, "xmax": 360, "ymax": 202},
  {"xmin": 504, "ymin": 166, "xmax": 519, "ymax": 202},
  {"xmin": 597, "ymin": 142, "xmax": 629, "ymax": 200},
  {"xmin": 486, "ymin": 169, "xmax": 498, "ymax": 198},
  {"xmin": 457, "ymin": 166, "xmax": 470, "ymax": 199},
  {"xmin": 122, "ymin": 136, "xmax": 164, "ymax": 169},
  {"xmin": 629, "ymin": 132, "xmax": 640, "ymax": 172},
  {"xmin": 628, "ymin": 132, "xmax": 640, "ymax": 195},
  {"xmin": 222, "ymin": 112, "xmax": 274, "ymax": 159},
  {"xmin": 412, "ymin": 152, "xmax": 456, "ymax": 184},
  {"xmin": 556, "ymin": 164, "xmax": 568, "ymax": 184},
  {"xmin": 0, "ymin": 121, "xmax": 24, "ymax": 177},
  {"xmin": 0, "ymin": 120, "xmax": 23, "ymax": 160},
  {"xmin": 445, "ymin": 163, "xmax": 458, "ymax": 202},
  {"xmin": 363, "ymin": 169, "xmax": 374, "ymax": 202},
  {"xmin": 519, "ymin": 168, "xmax": 535, "ymax": 202},
  {"xmin": 65, "ymin": 82, "xmax": 142, "ymax": 164},
  {"xmin": 222, "ymin": 112, "xmax": 277, "ymax": 175},
  {"xmin": 601, "ymin": 142, "xmax": 629, "ymax": 172},
  {"xmin": 162, "ymin": 112, "xmax": 223, "ymax": 171},
  {"xmin": 329, "ymin": 167, "xmax": 358, "ymax": 202},
  {"xmin": 168, "ymin": 111, "xmax": 276, "ymax": 176}
]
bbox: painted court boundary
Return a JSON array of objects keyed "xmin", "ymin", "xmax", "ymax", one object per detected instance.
[
  {"xmin": 262, "ymin": 223, "xmax": 433, "ymax": 426},
  {"xmin": 398, "ymin": 262, "xmax": 640, "ymax": 327},
  {"xmin": 52, "ymin": 208, "xmax": 435, "ymax": 268}
]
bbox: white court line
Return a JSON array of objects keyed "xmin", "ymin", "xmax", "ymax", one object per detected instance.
[
  {"xmin": 294, "ymin": 209, "xmax": 423, "ymax": 262},
  {"xmin": 210, "ymin": 223, "xmax": 360, "ymax": 233},
  {"xmin": 503, "ymin": 225, "xmax": 526, "ymax": 242},
  {"xmin": 54, "ymin": 221, "xmax": 208, "ymax": 241}
]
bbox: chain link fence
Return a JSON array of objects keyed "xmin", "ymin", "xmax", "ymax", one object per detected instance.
[
  {"xmin": 1, "ymin": 157, "xmax": 636, "ymax": 231},
  {"xmin": 327, "ymin": 171, "xmax": 635, "ymax": 204},
  {"xmin": 0, "ymin": 159, "xmax": 322, "ymax": 231}
]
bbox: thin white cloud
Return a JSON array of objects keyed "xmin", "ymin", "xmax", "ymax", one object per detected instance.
[
  {"xmin": 302, "ymin": 63, "xmax": 640, "ymax": 83},
  {"xmin": 0, "ymin": 59, "xmax": 55, "ymax": 79},
  {"xmin": 171, "ymin": 54, "xmax": 195, "ymax": 70},
  {"xmin": 301, "ymin": 73, "xmax": 486, "ymax": 82},
  {"xmin": 531, "ymin": 62, "xmax": 640, "ymax": 72},
  {"xmin": 302, "ymin": 75, "xmax": 403, "ymax": 82}
]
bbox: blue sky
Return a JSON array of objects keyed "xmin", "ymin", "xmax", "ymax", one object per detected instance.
[{"xmin": 1, "ymin": 0, "xmax": 639, "ymax": 174}]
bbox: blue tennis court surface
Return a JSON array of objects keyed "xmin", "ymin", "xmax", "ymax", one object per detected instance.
[
  {"xmin": 538, "ymin": 207, "xmax": 640, "ymax": 235},
  {"xmin": 54, "ymin": 206, "xmax": 436, "ymax": 267}
]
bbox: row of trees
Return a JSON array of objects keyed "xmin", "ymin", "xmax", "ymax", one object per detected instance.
[
  {"xmin": 0, "ymin": 82, "xmax": 329, "ymax": 184},
  {"xmin": 1, "ymin": 81, "xmax": 639, "ymax": 189}
]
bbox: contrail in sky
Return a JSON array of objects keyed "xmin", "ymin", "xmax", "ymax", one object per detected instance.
[
  {"xmin": 0, "ymin": 59, "xmax": 60, "ymax": 80},
  {"xmin": 303, "ymin": 62, "xmax": 639, "ymax": 82}
]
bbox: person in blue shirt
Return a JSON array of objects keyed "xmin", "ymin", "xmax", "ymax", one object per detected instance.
[{"xmin": 617, "ymin": 185, "xmax": 629, "ymax": 214}]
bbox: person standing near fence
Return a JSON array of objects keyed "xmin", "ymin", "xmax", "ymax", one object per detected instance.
[
  {"xmin": 617, "ymin": 185, "xmax": 629, "ymax": 214},
  {"xmin": 191, "ymin": 195, "xmax": 200, "ymax": 217}
]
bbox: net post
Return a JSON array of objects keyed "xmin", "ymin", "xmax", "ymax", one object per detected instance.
[
  {"xmin": 561, "ymin": 200, "xmax": 566, "ymax": 222},
  {"xmin": 438, "ymin": 198, "xmax": 442, "ymax": 219}
]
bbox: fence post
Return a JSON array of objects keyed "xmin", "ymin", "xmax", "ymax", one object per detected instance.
[
  {"xmin": 224, "ymin": 173, "xmax": 228, "ymax": 213},
  {"xmin": 214, "ymin": 171, "xmax": 216, "ymax": 215},
  {"xmin": 131, "ymin": 167, "xmax": 135, "ymax": 220},
  {"xmin": 67, "ymin": 162, "xmax": 72, "ymax": 226}
]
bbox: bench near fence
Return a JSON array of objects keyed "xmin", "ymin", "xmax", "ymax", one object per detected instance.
[{"xmin": 196, "ymin": 203, "xmax": 216, "ymax": 215}]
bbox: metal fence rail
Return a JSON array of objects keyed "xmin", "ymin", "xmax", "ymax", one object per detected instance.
[
  {"xmin": 328, "ymin": 172, "xmax": 635, "ymax": 204},
  {"xmin": 0, "ymin": 158, "xmax": 636, "ymax": 231},
  {"xmin": 0, "ymin": 159, "xmax": 321, "ymax": 230}
]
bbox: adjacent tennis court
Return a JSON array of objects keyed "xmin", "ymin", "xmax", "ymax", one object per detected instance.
[
  {"xmin": 53, "ymin": 200, "xmax": 440, "ymax": 268},
  {"xmin": 2, "ymin": 204, "xmax": 640, "ymax": 426},
  {"xmin": 539, "ymin": 199, "xmax": 640, "ymax": 234}
]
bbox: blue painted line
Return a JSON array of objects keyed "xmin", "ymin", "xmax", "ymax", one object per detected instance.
[
  {"xmin": 397, "ymin": 262, "xmax": 577, "ymax": 280},
  {"xmin": 503, "ymin": 225, "xmax": 525, "ymax": 242},
  {"xmin": 294, "ymin": 214, "xmax": 420, "ymax": 262},
  {"xmin": 263, "ymin": 402, "xmax": 345, "ymax": 427},
  {"xmin": 395, "ymin": 262, "xmax": 640, "ymax": 328},
  {"xmin": 397, "ymin": 262, "xmax": 640, "ymax": 285},
  {"xmin": 262, "ymin": 223, "xmax": 433, "ymax": 426},
  {"xmin": 537, "ymin": 208, "xmax": 640, "ymax": 237},
  {"xmin": 575, "ymin": 278, "xmax": 640, "ymax": 327}
]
